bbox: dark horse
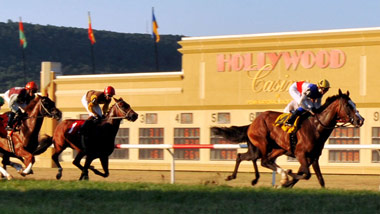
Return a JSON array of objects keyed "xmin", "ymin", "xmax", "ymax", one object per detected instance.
[
  {"xmin": 214, "ymin": 90, "xmax": 364, "ymax": 188},
  {"xmin": 0, "ymin": 95, "xmax": 62, "ymax": 176},
  {"xmin": 49, "ymin": 97, "xmax": 138, "ymax": 180}
]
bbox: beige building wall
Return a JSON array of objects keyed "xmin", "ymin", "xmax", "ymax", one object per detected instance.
[{"xmin": 5, "ymin": 27, "xmax": 380, "ymax": 174}]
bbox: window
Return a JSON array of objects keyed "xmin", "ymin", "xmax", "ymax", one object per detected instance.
[
  {"xmin": 328, "ymin": 127, "xmax": 360, "ymax": 163},
  {"xmin": 145, "ymin": 113, "xmax": 158, "ymax": 124},
  {"xmin": 217, "ymin": 113, "xmax": 230, "ymax": 124},
  {"xmin": 372, "ymin": 127, "xmax": 380, "ymax": 163},
  {"xmin": 110, "ymin": 128, "xmax": 129, "ymax": 159},
  {"xmin": 139, "ymin": 128, "xmax": 164, "ymax": 160},
  {"xmin": 180, "ymin": 113, "xmax": 193, "ymax": 124},
  {"xmin": 210, "ymin": 128, "xmax": 237, "ymax": 161},
  {"xmin": 174, "ymin": 128, "xmax": 200, "ymax": 160}
]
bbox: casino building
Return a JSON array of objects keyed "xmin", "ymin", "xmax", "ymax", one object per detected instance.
[{"xmin": 15, "ymin": 27, "xmax": 380, "ymax": 174}]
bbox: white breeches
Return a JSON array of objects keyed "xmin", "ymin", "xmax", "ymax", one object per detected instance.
[{"xmin": 81, "ymin": 94, "xmax": 102, "ymax": 117}]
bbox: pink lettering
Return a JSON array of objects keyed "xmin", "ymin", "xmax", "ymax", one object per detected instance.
[
  {"xmin": 316, "ymin": 51, "xmax": 330, "ymax": 68},
  {"xmin": 329, "ymin": 49, "xmax": 346, "ymax": 68},
  {"xmin": 232, "ymin": 54, "xmax": 244, "ymax": 71},
  {"xmin": 266, "ymin": 53, "xmax": 282, "ymax": 70},
  {"xmin": 282, "ymin": 51, "xmax": 303, "ymax": 70},
  {"xmin": 217, "ymin": 54, "xmax": 231, "ymax": 72},
  {"xmin": 300, "ymin": 51, "xmax": 316, "ymax": 69}
]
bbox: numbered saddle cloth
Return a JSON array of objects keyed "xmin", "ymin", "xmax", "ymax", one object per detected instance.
[
  {"xmin": 274, "ymin": 113, "xmax": 300, "ymax": 134},
  {"xmin": 67, "ymin": 120, "xmax": 86, "ymax": 135}
]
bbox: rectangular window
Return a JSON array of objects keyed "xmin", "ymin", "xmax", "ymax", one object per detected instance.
[
  {"xmin": 210, "ymin": 128, "xmax": 237, "ymax": 161},
  {"xmin": 328, "ymin": 127, "xmax": 360, "ymax": 163},
  {"xmin": 372, "ymin": 127, "xmax": 380, "ymax": 163},
  {"xmin": 217, "ymin": 113, "xmax": 230, "ymax": 124},
  {"xmin": 139, "ymin": 128, "xmax": 164, "ymax": 160},
  {"xmin": 174, "ymin": 128, "xmax": 200, "ymax": 160},
  {"xmin": 145, "ymin": 113, "xmax": 158, "ymax": 124},
  {"xmin": 110, "ymin": 128, "xmax": 129, "ymax": 159},
  {"xmin": 180, "ymin": 113, "xmax": 193, "ymax": 124}
]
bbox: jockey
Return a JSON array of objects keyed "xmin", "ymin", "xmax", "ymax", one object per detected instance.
[
  {"xmin": 80, "ymin": 86, "xmax": 115, "ymax": 134},
  {"xmin": 4, "ymin": 81, "xmax": 38, "ymax": 131},
  {"xmin": 284, "ymin": 79, "xmax": 330, "ymax": 126}
]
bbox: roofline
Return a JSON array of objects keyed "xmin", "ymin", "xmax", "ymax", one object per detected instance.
[
  {"xmin": 181, "ymin": 26, "xmax": 380, "ymax": 41},
  {"xmin": 56, "ymin": 71, "xmax": 184, "ymax": 79}
]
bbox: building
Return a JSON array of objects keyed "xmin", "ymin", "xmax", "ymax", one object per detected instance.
[{"xmin": 21, "ymin": 27, "xmax": 380, "ymax": 174}]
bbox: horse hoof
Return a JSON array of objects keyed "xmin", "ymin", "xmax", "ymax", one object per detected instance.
[
  {"xmin": 251, "ymin": 179, "xmax": 258, "ymax": 186},
  {"xmin": 225, "ymin": 176, "xmax": 234, "ymax": 181},
  {"xmin": 6, "ymin": 175, "xmax": 13, "ymax": 180},
  {"xmin": 56, "ymin": 173, "xmax": 62, "ymax": 180}
]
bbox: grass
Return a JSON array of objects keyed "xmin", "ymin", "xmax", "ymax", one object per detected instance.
[{"xmin": 0, "ymin": 180, "xmax": 379, "ymax": 214}]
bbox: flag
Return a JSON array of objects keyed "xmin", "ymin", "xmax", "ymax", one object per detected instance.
[
  {"xmin": 152, "ymin": 8, "xmax": 160, "ymax": 43},
  {"xmin": 19, "ymin": 17, "xmax": 27, "ymax": 49},
  {"xmin": 88, "ymin": 12, "xmax": 96, "ymax": 45}
]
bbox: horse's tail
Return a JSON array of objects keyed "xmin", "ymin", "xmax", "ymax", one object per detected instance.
[
  {"xmin": 211, "ymin": 125, "xmax": 250, "ymax": 143},
  {"xmin": 33, "ymin": 134, "xmax": 54, "ymax": 155}
]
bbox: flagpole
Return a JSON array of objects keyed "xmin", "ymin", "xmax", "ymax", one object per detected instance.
[
  {"xmin": 152, "ymin": 7, "xmax": 160, "ymax": 72},
  {"xmin": 90, "ymin": 44, "xmax": 95, "ymax": 74},
  {"xmin": 154, "ymin": 41, "xmax": 159, "ymax": 72},
  {"xmin": 19, "ymin": 17, "xmax": 27, "ymax": 84},
  {"xmin": 88, "ymin": 11, "xmax": 96, "ymax": 74},
  {"xmin": 22, "ymin": 47, "xmax": 26, "ymax": 84}
]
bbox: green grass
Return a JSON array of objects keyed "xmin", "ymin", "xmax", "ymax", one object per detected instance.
[{"xmin": 0, "ymin": 180, "xmax": 379, "ymax": 214}]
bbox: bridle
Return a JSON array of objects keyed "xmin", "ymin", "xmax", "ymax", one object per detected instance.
[
  {"xmin": 314, "ymin": 97, "xmax": 355, "ymax": 129},
  {"xmin": 109, "ymin": 101, "xmax": 133, "ymax": 119}
]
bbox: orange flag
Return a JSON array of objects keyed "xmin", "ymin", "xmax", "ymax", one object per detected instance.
[{"xmin": 88, "ymin": 12, "xmax": 96, "ymax": 45}]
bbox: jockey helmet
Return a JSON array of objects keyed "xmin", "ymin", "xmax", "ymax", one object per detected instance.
[
  {"xmin": 317, "ymin": 79, "xmax": 330, "ymax": 89},
  {"xmin": 104, "ymin": 86, "xmax": 115, "ymax": 97},
  {"xmin": 25, "ymin": 81, "xmax": 38, "ymax": 92},
  {"xmin": 0, "ymin": 97, "xmax": 4, "ymax": 106}
]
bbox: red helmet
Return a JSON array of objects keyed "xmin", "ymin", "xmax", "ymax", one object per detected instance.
[
  {"xmin": 25, "ymin": 81, "xmax": 38, "ymax": 92},
  {"xmin": 104, "ymin": 86, "xmax": 115, "ymax": 97}
]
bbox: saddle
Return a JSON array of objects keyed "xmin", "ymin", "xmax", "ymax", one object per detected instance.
[
  {"xmin": 67, "ymin": 120, "xmax": 86, "ymax": 135},
  {"xmin": 274, "ymin": 113, "xmax": 300, "ymax": 134}
]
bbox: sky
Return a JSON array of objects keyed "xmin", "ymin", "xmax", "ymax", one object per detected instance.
[{"xmin": 1, "ymin": 0, "xmax": 380, "ymax": 37}]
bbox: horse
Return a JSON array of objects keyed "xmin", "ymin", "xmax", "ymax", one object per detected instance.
[
  {"xmin": 215, "ymin": 89, "xmax": 364, "ymax": 188},
  {"xmin": 0, "ymin": 95, "xmax": 62, "ymax": 177},
  {"xmin": 49, "ymin": 97, "xmax": 138, "ymax": 180}
]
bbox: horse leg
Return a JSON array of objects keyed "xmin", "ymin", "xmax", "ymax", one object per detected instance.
[
  {"xmin": 72, "ymin": 152, "xmax": 86, "ymax": 171},
  {"xmin": 89, "ymin": 156, "xmax": 109, "ymax": 178},
  {"xmin": 52, "ymin": 144, "xmax": 68, "ymax": 180},
  {"xmin": 2, "ymin": 155, "xmax": 24, "ymax": 173},
  {"xmin": 225, "ymin": 152, "xmax": 246, "ymax": 181},
  {"xmin": 79, "ymin": 156, "xmax": 94, "ymax": 181},
  {"xmin": 0, "ymin": 165, "xmax": 12, "ymax": 180},
  {"xmin": 311, "ymin": 159, "xmax": 325, "ymax": 188},
  {"xmin": 13, "ymin": 147, "xmax": 35, "ymax": 176}
]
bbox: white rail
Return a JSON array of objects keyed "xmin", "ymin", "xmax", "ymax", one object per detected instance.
[{"xmin": 115, "ymin": 144, "xmax": 380, "ymax": 184}]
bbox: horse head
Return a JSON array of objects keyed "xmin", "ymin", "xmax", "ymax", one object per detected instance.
[
  {"xmin": 110, "ymin": 97, "xmax": 138, "ymax": 122},
  {"xmin": 334, "ymin": 89, "xmax": 364, "ymax": 127},
  {"xmin": 37, "ymin": 95, "xmax": 62, "ymax": 120}
]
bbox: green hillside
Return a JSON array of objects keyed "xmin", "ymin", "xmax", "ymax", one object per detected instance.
[{"xmin": 0, "ymin": 20, "xmax": 182, "ymax": 92}]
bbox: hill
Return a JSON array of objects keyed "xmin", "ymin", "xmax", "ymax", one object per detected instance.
[{"xmin": 0, "ymin": 20, "xmax": 182, "ymax": 92}]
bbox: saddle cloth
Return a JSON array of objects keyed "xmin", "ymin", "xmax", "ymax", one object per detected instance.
[
  {"xmin": 274, "ymin": 113, "xmax": 300, "ymax": 134},
  {"xmin": 67, "ymin": 120, "xmax": 85, "ymax": 135}
]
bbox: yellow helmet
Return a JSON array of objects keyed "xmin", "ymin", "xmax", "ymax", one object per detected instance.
[{"xmin": 317, "ymin": 79, "xmax": 330, "ymax": 89}]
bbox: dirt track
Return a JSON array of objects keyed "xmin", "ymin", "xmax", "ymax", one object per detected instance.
[{"xmin": 4, "ymin": 167, "xmax": 380, "ymax": 191}]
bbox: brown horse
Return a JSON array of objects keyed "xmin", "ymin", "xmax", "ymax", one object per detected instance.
[
  {"xmin": 0, "ymin": 95, "xmax": 62, "ymax": 176},
  {"xmin": 215, "ymin": 90, "xmax": 364, "ymax": 188},
  {"xmin": 50, "ymin": 97, "xmax": 138, "ymax": 180}
]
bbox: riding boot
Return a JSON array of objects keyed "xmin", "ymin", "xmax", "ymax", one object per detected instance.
[
  {"xmin": 286, "ymin": 109, "xmax": 303, "ymax": 126},
  {"xmin": 6, "ymin": 112, "xmax": 16, "ymax": 131}
]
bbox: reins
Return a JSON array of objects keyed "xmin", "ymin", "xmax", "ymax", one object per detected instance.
[{"xmin": 105, "ymin": 101, "xmax": 132, "ymax": 120}]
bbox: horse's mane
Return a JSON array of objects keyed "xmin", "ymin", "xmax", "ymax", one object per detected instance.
[
  {"xmin": 104, "ymin": 102, "xmax": 118, "ymax": 116},
  {"xmin": 24, "ymin": 96, "xmax": 41, "ymax": 112},
  {"xmin": 318, "ymin": 93, "xmax": 350, "ymax": 112}
]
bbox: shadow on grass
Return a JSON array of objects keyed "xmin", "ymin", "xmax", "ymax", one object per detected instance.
[{"xmin": 0, "ymin": 180, "xmax": 379, "ymax": 214}]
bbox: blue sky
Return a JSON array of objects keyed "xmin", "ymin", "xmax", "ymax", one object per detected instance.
[{"xmin": 1, "ymin": 0, "xmax": 380, "ymax": 37}]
